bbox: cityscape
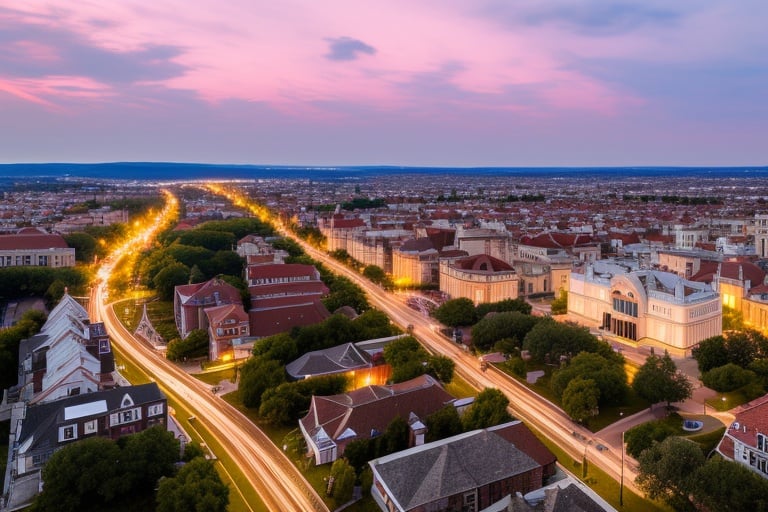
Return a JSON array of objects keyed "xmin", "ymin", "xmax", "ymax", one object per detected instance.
[
  {"xmin": 2, "ymin": 2, "xmax": 767, "ymax": 512},
  {"xmin": 0, "ymin": 167, "xmax": 767, "ymax": 512}
]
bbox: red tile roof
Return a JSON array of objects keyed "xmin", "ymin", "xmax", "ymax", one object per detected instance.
[
  {"xmin": 453, "ymin": 254, "xmax": 514, "ymax": 272},
  {"xmin": 249, "ymin": 300, "xmax": 330, "ymax": 337},
  {"xmin": 247, "ymin": 263, "xmax": 321, "ymax": 280},
  {"xmin": 0, "ymin": 232, "xmax": 69, "ymax": 250}
]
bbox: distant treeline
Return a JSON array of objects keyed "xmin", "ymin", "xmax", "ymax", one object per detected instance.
[{"xmin": 622, "ymin": 194, "xmax": 723, "ymax": 205}]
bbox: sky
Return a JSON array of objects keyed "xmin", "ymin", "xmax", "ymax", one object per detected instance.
[{"xmin": 1, "ymin": 1, "xmax": 766, "ymax": 167}]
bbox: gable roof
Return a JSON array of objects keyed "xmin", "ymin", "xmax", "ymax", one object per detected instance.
[
  {"xmin": 249, "ymin": 300, "xmax": 330, "ymax": 337},
  {"xmin": 286, "ymin": 342, "xmax": 371, "ymax": 379},
  {"xmin": 717, "ymin": 393, "xmax": 768, "ymax": 458},
  {"xmin": 370, "ymin": 423, "xmax": 539, "ymax": 511},
  {"xmin": 300, "ymin": 374, "xmax": 453, "ymax": 446},
  {"xmin": 0, "ymin": 231, "xmax": 69, "ymax": 250},
  {"xmin": 18, "ymin": 383, "xmax": 165, "ymax": 457},
  {"xmin": 175, "ymin": 277, "xmax": 242, "ymax": 306}
]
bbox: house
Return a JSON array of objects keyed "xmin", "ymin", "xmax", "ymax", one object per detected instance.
[
  {"xmin": 299, "ymin": 374, "xmax": 454, "ymax": 465},
  {"xmin": 205, "ymin": 303, "xmax": 251, "ymax": 361},
  {"xmin": 248, "ymin": 263, "xmax": 330, "ymax": 338},
  {"xmin": 2, "ymin": 383, "xmax": 167, "ymax": 511},
  {"xmin": 0, "ymin": 227, "xmax": 75, "ymax": 268},
  {"xmin": 716, "ymin": 393, "xmax": 768, "ymax": 478},
  {"xmin": 369, "ymin": 421, "xmax": 556, "ymax": 512},
  {"xmin": 174, "ymin": 277, "xmax": 243, "ymax": 339},
  {"xmin": 500, "ymin": 480, "xmax": 613, "ymax": 512},
  {"xmin": 285, "ymin": 335, "xmax": 401, "ymax": 388},
  {"xmin": 9, "ymin": 293, "xmax": 115, "ymax": 405}
]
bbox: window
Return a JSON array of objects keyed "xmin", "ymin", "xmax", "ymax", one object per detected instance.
[
  {"xmin": 59, "ymin": 425, "xmax": 77, "ymax": 442},
  {"xmin": 148, "ymin": 403, "xmax": 164, "ymax": 417},
  {"xmin": 122, "ymin": 410, "xmax": 134, "ymax": 423},
  {"xmin": 758, "ymin": 434, "xmax": 768, "ymax": 453},
  {"xmin": 84, "ymin": 419, "xmax": 98, "ymax": 435}
]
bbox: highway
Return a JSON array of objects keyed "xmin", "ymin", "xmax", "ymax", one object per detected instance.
[
  {"xmin": 92, "ymin": 190, "xmax": 328, "ymax": 512},
  {"xmin": 211, "ymin": 184, "xmax": 641, "ymax": 498}
]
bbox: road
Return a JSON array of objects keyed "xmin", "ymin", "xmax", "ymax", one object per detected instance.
[
  {"xmin": 212, "ymin": 186, "xmax": 642, "ymax": 498},
  {"xmin": 92, "ymin": 190, "xmax": 328, "ymax": 512}
]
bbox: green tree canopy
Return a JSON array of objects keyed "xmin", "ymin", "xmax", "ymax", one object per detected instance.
[
  {"xmin": 522, "ymin": 317, "xmax": 603, "ymax": 364},
  {"xmin": 692, "ymin": 335, "xmax": 728, "ymax": 373},
  {"xmin": 152, "ymin": 261, "xmax": 190, "ymax": 300},
  {"xmin": 239, "ymin": 357, "xmax": 287, "ymax": 409},
  {"xmin": 561, "ymin": 377, "xmax": 600, "ymax": 424},
  {"xmin": 475, "ymin": 298, "xmax": 532, "ymax": 317},
  {"xmin": 156, "ymin": 457, "xmax": 229, "ymax": 512},
  {"xmin": 550, "ymin": 352, "xmax": 628, "ymax": 406},
  {"xmin": 425, "ymin": 405, "xmax": 463, "ymax": 443},
  {"xmin": 166, "ymin": 329, "xmax": 210, "ymax": 361},
  {"xmin": 462, "ymin": 388, "xmax": 512, "ymax": 431},
  {"xmin": 432, "ymin": 298, "xmax": 477, "ymax": 327},
  {"xmin": 470, "ymin": 311, "xmax": 539, "ymax": 352},
  {"xmin": 691, "ymin": 456, "xmax": 768, "ymax": 512},
  {"xmin": 625, "ymin": 419, "xmax": 678, "ymax": 458},
  {"xmin": 701, "ymin": 363, "xmax": 757, "ymax": 392},
  {"xmin": 632, "ymin": 352, "xmax": 693, "ymax": 409},
  {"xmin": 64, "ymin": 232, "xmax": 98, "ymax": 263},
  {"xmin": 636, "ymin": 436, "xmax": 705, "ymax": 510}
]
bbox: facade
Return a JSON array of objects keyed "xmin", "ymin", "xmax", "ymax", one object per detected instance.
[
  {"xmin": 173, "ymin": 277, "xmax": 243, "ymax": 339},
  {"xmin": 756, "ymin": 214, "xmax": 768, "ymax": 259},
  {"xmin": 318, "ymin": 213, "xmax": 367, "ymax": 252},
  {"xmin": 0, "ymin": 228, "xmax": 75, "ymax": 268},
  {"xmin": 247, "ymin": 263, "xmax": 330, "ymax": 338},
  {"xmin": 3, "ymin": 383, "xmax": 167, "ymax": 511},
  {"xmin": 205, "ymin": 303, "xmax": 251, "ymax": 361},
  {"xmin": 391, "ymin": 238, "xmax": 440, "ymax": 287},
  {"xmin": 455, "ymin": 227, "xmax": 512, "ymax": 262},
  {"xmin": 568, "ymin": 261, "xmax": 722, "ymax": 355},
  {"xmin": 9, "ymin": 294, "xmax": 115, "ymax": 405},
  {"xmin": 440, "ymin": 254, "xmax": 519, "ymax": 304},
  {"xmin": 369, "ymin": 421, "xmax": 553, "ymax": 512},
  {"xmin": 299, "ymin": 374, "xmax": 454, "ymax": 465},
  {"xmin": 716, "ymin": 394, "xmax": 768, "ymax": 478}
]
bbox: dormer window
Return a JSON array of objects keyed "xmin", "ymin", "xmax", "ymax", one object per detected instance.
[{"xmin": 758, "ymin": 433, "xmax": 767, "ymax": 453}]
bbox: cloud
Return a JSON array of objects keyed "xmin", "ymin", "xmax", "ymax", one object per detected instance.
[
  {"xmin": 324, "ymin": 36, "xmax": 376, "ymax": 61},
  {"xmin": 0, "ymin": 17, "xmax": 187, "ymax": 85},
  {"xmin": 481, "ymin": 1, "xmax": 681, "ymax": 36}
]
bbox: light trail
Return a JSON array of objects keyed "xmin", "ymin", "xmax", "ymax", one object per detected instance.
[{"xmin": 92, "ymin": 189, "xmax": 328, "ymax": 512}]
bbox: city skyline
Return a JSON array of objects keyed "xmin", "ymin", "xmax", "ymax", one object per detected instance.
[{"xmin": 1, "ymin": 1, "xmax": 766, "ymax": 167}]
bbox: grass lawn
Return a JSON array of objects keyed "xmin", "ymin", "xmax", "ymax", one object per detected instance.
[
  {"xmin": 445, "ymin": 374, "xmax": 479, "ymax": 399},
  {"xmin": 705, "ymin": 390, "xmax": 751, "ymax": 412},
  {"xmin": 194, "ymin": 367, "xmax": 238, "ymax": 386},
  {"xmin": 494, "ymin": 362, "xmax": 650, "ymax": 433}
]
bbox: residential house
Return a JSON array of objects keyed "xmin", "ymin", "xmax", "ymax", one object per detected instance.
[
  {"xmin": 369, "ymin": 421, "xmax": 556, "ymax": 512},
  {"xmin": 205, "ymin": 303, "xmax": 251, "ymax": 361},
  {"xmin": 3, "ymin": 383, "xmax": 167, "ymax": 511},
  {"xmin": 9, "ymin": 293, "xmax": 115, "ymax": 405},
  {"xmin": 285, "ymin": 335, "xmax": 402, "ymax": 388},
  {"xmin": 716, "ymin": 393, "xmax": 768, "ymax": 478},
  {"xmin": 174, "ymin": 277, "xmax": 243, "ymax": 339},
  {"xmin": 299, "ymin": 374, "xmax": 454, "ymax": 465}
]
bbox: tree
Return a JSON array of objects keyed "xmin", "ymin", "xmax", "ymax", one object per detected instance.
[
  {"xmin": 382, "ymin": 416, "xmax": 410, "ymax": 455},
  {"xmin": 329, "ymin": 458, "xmax": 356, "ymax": 503},
  {"xmin": 363, "ymin": 265, "xmax": 392, "ymax": 289},
  {"xmin": 549, "ymin": 290, "xmax": 568, "ymax": 315},
  {"xmin": 426, "ymin": 355, "xmax": 455, "ymax": 383},
  {"xmin": 692, "ymin": 335, "xmax": 728, "ymax": 373},
  {"xmin": 470, "ymin": 311, "xmax": 539, "ymax": 352},
  {"xmin": 64, "ymin": 232, "xmax": 98, "ymax": 263},
  {"xmin": 119, "ymin": 426, "xmax": 179, "ymax": 491},
  {"xmin": 432, "ymin": 298, "xmax": 477, "ymax": 327},
  {"xmin": 239, "ymin": 357, "xmax": 286, "ymax": 408},
  {"xmin": 625, "ymin": 420, "xmax": 678, "ymax": 458},
  {"xmin": 550, "ymin": 352, "xmax": 628, "ymax": 406},
  {"xmin": 632, "ymin": 352, "xmax": 693, "ymax": 409},
  {"xmin": 166, "ymin": 329, "xmax": 210, "ymax": 361},
  {"xmin": 691, "ymin": 456, "xmax": 768, "ymax": 512},
  {"xmin": 35, "ymin": 437, "xmax": 124, "ymax": 512},
  {"xmin": 475, "ymin": 298, "xmax": 532, "ymax": 317},
  {"xmin": 156, "ymin": 457, "xmax": 229, "ymax": 512},
  {"xmin": 462, "ymin": 388, "xmax": 512, "ymax": 431},
  {"xmin": 701, "ymin": 363, "xmax": 757, "ymax": 392},
  {"xmin": 636, "ymin": 437, "xmax": 704, "ymax": 510},
  {"xmin": 153, "ymin": 261, "xmax": 190, "ymax": 300},
  {"xmin": 561, "ymin": 377, "xmax": 600, "ymax": 424},
  {"xmin": 425, "ymin": 405, "xmax": 463, "ymax": 442},
  {"xmin": 522, "ymin": 317, "xmax": 602, "ymax": 364}
]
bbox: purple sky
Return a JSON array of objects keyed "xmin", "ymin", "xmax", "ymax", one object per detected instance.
[{"xmin": 1, "ymin": 1, "xmax": 766, "ymax": 166}]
